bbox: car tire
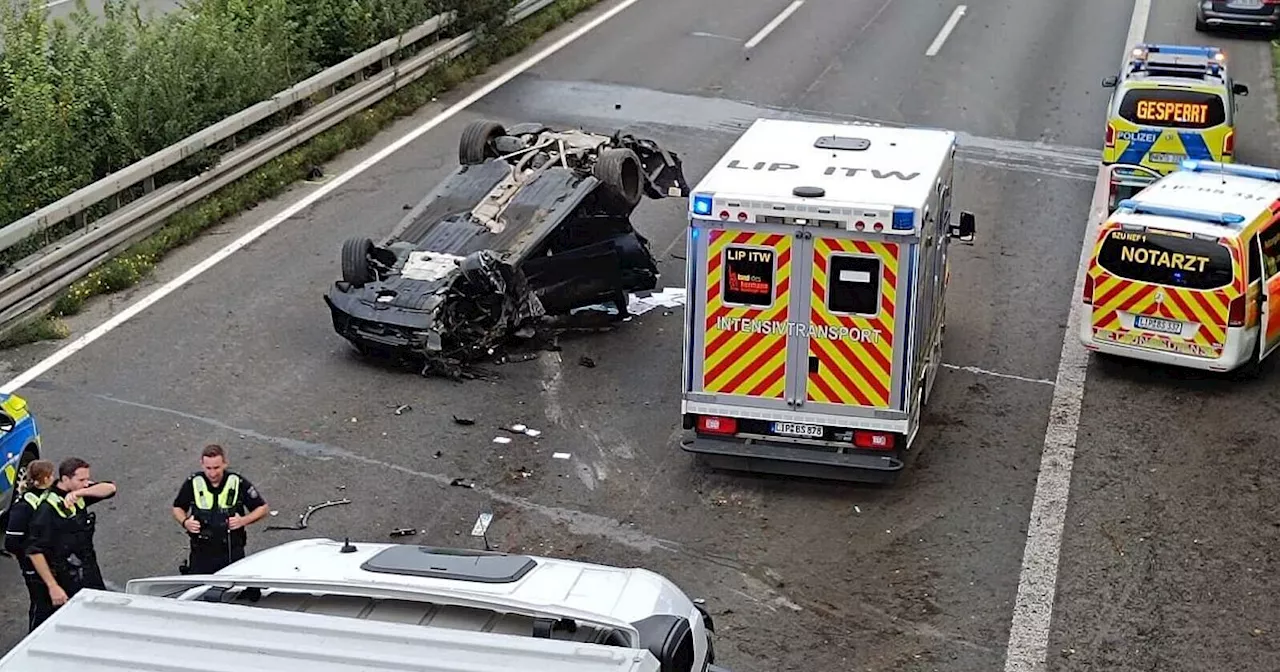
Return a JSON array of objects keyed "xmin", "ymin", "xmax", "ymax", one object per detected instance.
[
  {"xmin": 594, "ymin": 148, "xmax": 643, "ymax": 208},
  {"xmin": 341, "ymin": 237, "xmax": 375, "ymax": 287},
  {"xmin": 459, "ymin": 120, "xmax": 506, "ymax": 165}
]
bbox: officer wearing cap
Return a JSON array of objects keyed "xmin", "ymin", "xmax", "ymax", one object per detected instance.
[{"xmin": 171, "ymin": 444, "xmax": 268, "ymax": 575}]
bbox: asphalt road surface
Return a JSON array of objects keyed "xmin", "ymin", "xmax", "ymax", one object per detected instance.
[{"xmin": 0, "ymin": 0, "xmax": 1276, "ymax": 670}]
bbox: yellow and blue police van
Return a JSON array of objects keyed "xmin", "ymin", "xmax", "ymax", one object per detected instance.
[
  {"xmin": 0, "ymin": 392, "xmax": 42, "ymax": 527},
  {"xmin": 679, "ymin": 118, "xmax": 976, "ymax": 484},
  {"xmin": 1081, "ymin": 160, "xmax": 1280, "ymax": 378},
  {"xmin": 1101, "ymin": 44, "xmax": 1249, "ymax": 205}
]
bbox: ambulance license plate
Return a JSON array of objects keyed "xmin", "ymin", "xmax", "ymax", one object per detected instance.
[
  {"xmin": 1135, "ymin": 315, "xmax": 1182, "ymax": 335},
  {"xmin": 1149, "ymin": 152, "xmax": 1185, "ymax": 164},
  {"xmin": 772, "ymin": 422, "xmax": 824, "ymax": 438}
]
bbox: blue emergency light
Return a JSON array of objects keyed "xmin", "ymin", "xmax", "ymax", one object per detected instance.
[
  {"xmin": 692, "ymin": 193, "xmax": 714, "ymax": 216},
  {"xmin": 892, "ymin": 207, "xmax": 914, "ymax": 231},
  {"xmin": 1179, "ymin": 159, "xmax": 1280, "ymax": 183},
  {"xmin": 1116, "ymin": 198, "xmax": 1245, "ymax": 226},
  {"xmin": 1140, "ymin": 44, "xmax": 1220, "ymax": 58}
]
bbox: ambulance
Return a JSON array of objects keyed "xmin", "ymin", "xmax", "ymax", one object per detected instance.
[
  {"xmin": 678, "ymin": 118, "xmax": 976, "ymax": 483},
  {"xmin": 1081, "ymin": 160, "xmax": 1280, "ymax": 377}
]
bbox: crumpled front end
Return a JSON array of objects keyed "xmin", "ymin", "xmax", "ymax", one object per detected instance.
[{"xmin": 325, "ymin": 250, "xmax": 544, "ymax": 377}]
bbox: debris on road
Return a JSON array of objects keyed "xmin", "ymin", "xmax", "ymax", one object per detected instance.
[
  {"xmin": 452, "ymin": 415, "xmax": 476, "ymax": 425},
  {"xmin": 450, "ymin": 478, "xmax": 476, "ymax": 488},
  {"xmin": 433, "ymin": 450, "xmax": 443, "ymax": 458},
  {"xmin": 493, "ymin": 436, "xmax": 512, "ymax": 444},
  {"xmin": 389, "ymin": 527, "xmax": 417, "ymax": 537},
  {"xmin": 552, "ymin": 452, "xmax": 571, "ymax": 460},
  {"xmin": 393, "ymin": 404, "xmax": 411, "ymax": 415},
  {"xmin": 265, "ymin": 498, "xmax": 351, "ymax": 531},
  {"xmin": 578, "ymin": 355, "xmax": 596, "ymax": 368}
]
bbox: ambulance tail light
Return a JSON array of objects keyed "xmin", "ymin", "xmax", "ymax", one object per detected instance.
[
  {"xmin": 1082, "ymin": 273, "xmax": 1094, "ymax": 304},
  {"xmin": 853, "ymin": 430, "xmax": 895, "ymax": 450},
  {"xmin": 1224, "ymin": 129, "xmax": 1235, "ymax": 158},
  {"xmin": 1228, "ymin": 294, "xmax": 1246, "ymax": 327},
  {"xmin": 1105, "ymin": 123, "xmax": 1116, "ymax": 148},
  {"xmin": 696, "ymin": 415, "xmax": 737, "ymax": 435}
]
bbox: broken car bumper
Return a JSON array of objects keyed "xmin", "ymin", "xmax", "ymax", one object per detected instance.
[{"xmin": 324, "ymin": 289, "xmax": 438, "ymax": 355}]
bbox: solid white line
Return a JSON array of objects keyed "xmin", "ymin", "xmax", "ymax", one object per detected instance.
[
  {"xmin": 1001, "ymin": 0, "xmax": 1149, "ymax": 670},
  {"xmin": 924, "ymin": 5, "xmax": 967, "ymax": 57},
  {"xmin": 0, "ymin": 0, "xmax": 645, "ymax": 396},
  {"xmin": 743, "ymin": 0, "xmax": 804, "ymax": 50}
]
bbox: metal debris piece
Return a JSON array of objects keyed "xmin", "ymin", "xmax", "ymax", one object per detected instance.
[
  {"xmin": 389, "ymin": 527, "xmax": 417, "ymax": 537},
  {"xmin": 578, "ymin": 355, "xmax": 596, "ymax": 368},
  {"xmin": 452, "ymin": 415, "xmax": 476, "ymax": 425},
  {"xmin": 266, "ymin": 498, "xmax": 351, "ymax": 530},
  {"xmin": 552, "ymin": 452, "xmax": 571, "ymax": 460},
  {"xmin": 394, "ymin": 404, "xmax": 412, "ymax": 415},
  {"xmin": 450, "ymin": 478, "xmax": 476, "ymax": 488}
]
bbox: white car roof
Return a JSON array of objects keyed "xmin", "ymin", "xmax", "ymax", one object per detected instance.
[
  {"xmin": 1112, "ymin": 167, "xmax": 1280, "ymax": 239},
  {"xmin": 131, "ymin": 538, "xmax": 696, "ymax": 628}
]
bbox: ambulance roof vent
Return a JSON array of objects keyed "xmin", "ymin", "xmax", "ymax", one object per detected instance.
[
  {"xmin": 814, "ymin": 135, "xmax": 870, "ymax": 151},
  {"xmin": 793, "ymin": 186, "xmax": 825, "ymax": 198}
]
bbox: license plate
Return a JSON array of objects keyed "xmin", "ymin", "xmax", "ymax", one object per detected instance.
[
  {"xmin": 1135, "ymin": 315, "xmax": 1183, "ymax": 335},
  {"xmin": 771, "ymin": 422, "xmax": 824, "ymax": 438},
  {"xmin": 1149, "ymin": 152, "xmax": 1186, "ymax": 164},
  {"xmin": 1228, "ymin": 0, "xmax": 1262, "ymax": 8}
]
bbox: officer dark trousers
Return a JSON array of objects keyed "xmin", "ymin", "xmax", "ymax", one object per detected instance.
[{"xmin": 24, "ymin": 576, "xmax": 55, "ymax": 632}]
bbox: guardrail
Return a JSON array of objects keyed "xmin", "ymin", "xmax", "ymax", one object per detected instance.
[{"xmin": 0, "ymin": 0, "xmax": 557, "ymax": 332}]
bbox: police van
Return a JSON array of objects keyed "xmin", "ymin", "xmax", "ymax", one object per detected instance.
[
  {"xmin": 1081, "ymin": 160, "xmax": 1280, "ymax": 377},
  {"xmin": 678, "ymin": 118, "xmax": 976, "ymax": 483}
]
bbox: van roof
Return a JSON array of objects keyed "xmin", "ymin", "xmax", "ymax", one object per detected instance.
[
  {"xmin": 1110, "ymin": 163, "xmax": 1280, "ymax": 239},
  {"xmin": 0, "ymin": 589, "xmax": 662, "ymax": 672},
  {"xmin": 691, "ymin": 118, "xmax": 954, "ymax": 211}
]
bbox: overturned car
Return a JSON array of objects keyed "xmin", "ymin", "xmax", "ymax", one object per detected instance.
[{"xmin": 323, "ymin": 119, "xmax": 689, "ymax": 376}]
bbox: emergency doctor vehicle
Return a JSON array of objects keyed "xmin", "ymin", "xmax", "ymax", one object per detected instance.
[
  {"xmin": 679, "ymin": 118, "xmax": 976, "ymax": 483},
  {"xmin": 1082, "ymin": 160, "xmax": 1280, "ymax": 377}
]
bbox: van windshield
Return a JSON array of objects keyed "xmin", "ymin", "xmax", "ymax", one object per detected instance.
[
  {"xmin": 1118, "ymin": 88, "xmax": 1226, "ymax": 129},
  {"xmin": 1097, "ymin": 228, "xmax": 1234, "ymax": 290}
]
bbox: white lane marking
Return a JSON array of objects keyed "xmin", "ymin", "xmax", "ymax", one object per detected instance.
[
  {"xmin": 1002, "ymin": 0, "xmax": 1149, "ymax": 668},
  {"xmin": 42, "ymin": 0, "xmax": 73, "ymax": 7},
  {"xmin": 924, "ymin": 5, "xmax": 967, "ymax": 57},
  {"xmin": 743, "ymin": 0, "xmax": 804, "ymax": 50},
  {"xmin": 0, "ymin": 0, "xmax": 645, "ymax": 396},
  {"xmin": 690, "ymin": 31, "xmax": 742, "ymax": 42},
  {"xmin": 941, "ymin": 363, "xmax": 1054, "ymax": 387}
]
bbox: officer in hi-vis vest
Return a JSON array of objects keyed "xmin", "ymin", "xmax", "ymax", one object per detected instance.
[
  {"xmin": 171, "ymin": 444, "xmax": 268, "ymax": 575},
  {"xmin": 4, "ymin": 459, "xmax": 56, "ymax": 632}
]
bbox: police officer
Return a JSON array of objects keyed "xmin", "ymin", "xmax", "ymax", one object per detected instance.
[
  {"xmin": 171, "ymin": 444, "xmax": 268, "ymax": 575},
  {"xmin": 23, "ymin": 456, "xmax": 117, "ymax": 627},
  {"xmin": 3, "ymin": 459, "xmax": 56, "ymax": 632}
]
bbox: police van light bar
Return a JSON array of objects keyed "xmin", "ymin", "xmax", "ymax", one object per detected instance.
[
  {"xmin": 1179, "ymin": 159, "xmax": 1280, "ymax": 183},
  {"xmin": 1133, "ymin": 44, "xmax": 1223, "ymax": 60},
  {"xmin": 692, "ymin": 193, "xmax": 714, "ymax": 216},
  {"xmin": 1116, "ymin": 198, "xmax": 1245, "ymax": 226},
  {"xmin": 891, "ymin": 207, "xmax": 914, "ymax": 231}
]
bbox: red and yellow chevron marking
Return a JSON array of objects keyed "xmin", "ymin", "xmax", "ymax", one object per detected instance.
[
  {"xmin": 806, "ymin": 238, "xmax": 898, "ymax": 408},
  {"xmin": 1087, "ymin": 227, "xmax": 1240, "ymax": 358},
  {"xmin": 702, "ymin": 229, "xmax": 791, "ymax": 398},
  {"xmin": 1266, "ymin": 275, "xmax": 1280, "ymax": 344}
]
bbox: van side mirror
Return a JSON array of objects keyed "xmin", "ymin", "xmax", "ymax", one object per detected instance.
[
  {"xmin": 1233, "ymin": 83, "xmax": 1249, "ymax": 96},
  {"xmin": 948, "ymin": 211, "xmax": 975, "ymax": 243},
  {"xmin": 632, "ymin": 615, "xmax": 696, "ymax": 672},
  {"xmin": 1102, "ymin": 75, "xmax": 1119, "ymax": 88}
]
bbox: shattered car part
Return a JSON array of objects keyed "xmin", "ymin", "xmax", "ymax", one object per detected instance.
[
  {"xmin": 265, "ymin": 498, "xmax": 351, "ymax": 531},
  {"xmin": 323, "ymin": 119, "xmax": 690, "ymax": 378}
]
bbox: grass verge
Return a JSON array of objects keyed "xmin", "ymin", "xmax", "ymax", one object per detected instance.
[{"xmin": 0, "ymin": 0, "xmax": 601, "ymax": 351}]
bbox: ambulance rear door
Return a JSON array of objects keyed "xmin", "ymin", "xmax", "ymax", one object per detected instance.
[
  {"xmin": 797, "ymin": 228, "xmax": 909, "ymax": 418},
  {"xmin": 686, "ymin": 219, "xmax": 798, "ymax": 413}
]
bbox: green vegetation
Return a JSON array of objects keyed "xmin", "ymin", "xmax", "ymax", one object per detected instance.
[{"xmin": 0, "ymin": 0, "xmax": 601, "ymax": 348}]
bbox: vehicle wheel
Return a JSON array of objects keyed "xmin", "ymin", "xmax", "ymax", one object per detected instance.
[
  {"xmin": 341, "ymin": 237, "xmax": 374, "ymax": 287},
  {"xmin": 593, "ymin": 148, "xmax": 643, "ymax": 208},
  {"xmin": 459, "ymin": 120, "xmax": 506, "ymax": 165}
]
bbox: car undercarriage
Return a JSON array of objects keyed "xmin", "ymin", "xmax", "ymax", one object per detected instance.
[{"xmin": 323, "ymin": 119, "xmax": 690, "ymax": 378}]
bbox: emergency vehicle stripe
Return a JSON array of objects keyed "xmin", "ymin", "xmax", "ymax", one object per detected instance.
[
  {"xmin": 1177, "ymin": 132, "xmax": 1213, "ymax": 161},
  {"xmin": 702, "ymin": 229, "xmax": 790, "ymax": 398},
  {"xmin": 2, "ymin": 464, "xmax": 14, "ymax": 490},
  {"xmin": 805, "ymin": 238, "xmax": 898, "ymax": 408},
  {"xmin": 1089, "ymin": 266, "xmax": 1235, "ymax": 355}
]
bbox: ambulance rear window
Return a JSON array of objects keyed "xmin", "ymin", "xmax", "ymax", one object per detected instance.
[
  {"xmin": 1117, "ymin": 88, "xmax": 1226, "ymax": 129},
  {"xmin": 827, "ymin": 255, "xmax": 881, "ymax": 315},
  {"xmin": 1096, "ymin": 229, "xmax": 1234, "ymax": 290}
]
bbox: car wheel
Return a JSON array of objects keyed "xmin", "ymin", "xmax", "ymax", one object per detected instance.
[
  {"xmin": 341, "ymin": 237, "xmax": 375, "ymax": 287},
  {"xmin": 594, "ymin": 148, "xmax": 643, "ymax": 208},
  {"xmin": 459, "ymin": 120, "xmax": 506, "ymax": 165}
]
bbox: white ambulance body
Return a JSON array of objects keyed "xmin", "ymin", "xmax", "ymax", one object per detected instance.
[{"xmin": 678, "ymin": 118, "xmax": 976, "ymax": 483}]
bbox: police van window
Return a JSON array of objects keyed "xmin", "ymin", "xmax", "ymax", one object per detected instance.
[
  {"xmin": 1117, "ymin": 88, "xmax": 1226, "ymax": 129},
  {"xmin": 827, "ymin": 254, "xmax": 881, "ymax": 315},
  {"xmin": 1259, "ymin": 220, "xmax": 1280, "ymax": 278},
  {"xmin": 723, "ymin": 245, "xmax": 775, "ymax": 307},
  {"xmin": 1096, "ymin": 229, "xmax": 1233, "ymax": 291}
]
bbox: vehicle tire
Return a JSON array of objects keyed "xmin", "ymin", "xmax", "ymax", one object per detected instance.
[
  {"xmin": 341, "ymin": 237, "xmax": 374, "ymax": 287},
  {"xmin": 593, "ymin": 148, "xmax": 643, "ymax": 208},
  {"xmin": 459, "ymin": 120, "xmax": 506, "ymax": 165}
]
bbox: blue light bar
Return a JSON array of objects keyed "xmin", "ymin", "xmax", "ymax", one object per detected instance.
[
  {"xmin": 691, "ymin": 193, "xmax": 714, "ymax": 216},
  {"xmin": 1144, "ymin": 44, "xmax": 1219, "ymax": 57},
  {"xmin": 1179, "ymin": 159, "xmax": 1280, "ymax": 183},
  {"xmin": 1116, "ymin": 198, "xmax": 1245, "ymax": 226},
  {"xmin": 891, "ymin": 207, "xmax": 914, "ymax": 231}
]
